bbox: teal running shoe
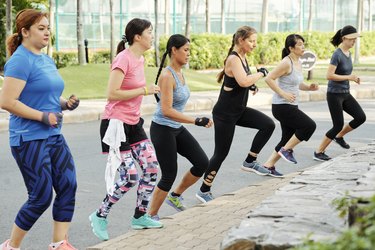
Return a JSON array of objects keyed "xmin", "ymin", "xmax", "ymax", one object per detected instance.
[{"xmin": 89, "ymin": 211, "xmax": 109, "ymax": 241}]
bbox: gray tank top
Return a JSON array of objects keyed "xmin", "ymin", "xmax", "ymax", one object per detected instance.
[{"xmin": 272, "ymin": 56, "xmax": 304, "ymax": 105}]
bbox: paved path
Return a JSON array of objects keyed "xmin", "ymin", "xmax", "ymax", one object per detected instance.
[{"xmin": 87, "ymin": 172, "xmax": 300, "ymax": 250}]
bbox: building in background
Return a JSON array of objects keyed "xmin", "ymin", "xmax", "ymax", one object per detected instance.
[{"xmin": 54, "ymin": 0, "xmax": 374, "ymax": 51}]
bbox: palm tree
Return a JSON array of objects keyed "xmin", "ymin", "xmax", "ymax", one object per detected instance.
[
  {"xmin": 6, "ymin": 0, "xmax": 12, "ymax": 58},
  {"xmin": 165, "ymin": 0, "xmax": 170, "ymax": 35},
  {"xmin": 205, "ymin": 0, "xmax": 210, "ymax": 33},
  {"xmin": 154, "ymin": 0, "xmax": 160, "ymax": 66},
  {"xmin": 307, "ymin": 0, "xmax": 313, "ymax": 31},
  {"xmin": 299, "ymin": 0, "xmax": 303, "ymax": 32},
  {"xmin": 369, "ymin": 0, "xmax": 373, "ymax": 31},
  {"xmin": 261, "ymin": 0, "xmax": 269, "ymax": 33},
  {"xmin": 221, "ymin": 0, "xmax": 225, "ymax": 34},
  {"xmin": 355, "ymin": 0, "xmax": 363, "ymax": 63},
  {"xmin": 109, "ymin": 0, "xmax": 115, "ymax": 62},
  {"xmin": 333, "ymin": 0, "xmax": 337, "ymax": 31},
  {"xmin": 47, "ymin": 0, "xmax": 54, "ymax": 57},
  {"xmin": 77, "ymin": 0, "xmax": 86, "ymax": 65},
  {"xmin": 185, "ymin": 0, "xmax": 191, "ymax": 38}
]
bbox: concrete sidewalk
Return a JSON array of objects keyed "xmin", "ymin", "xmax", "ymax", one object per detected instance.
[
  {"xmin": 1, "ymin": 76, "xmax": 374, "ymax": 132},
  {"xmin": 87, "ymin": 172, "xmax": 300, "ymax": 250}
]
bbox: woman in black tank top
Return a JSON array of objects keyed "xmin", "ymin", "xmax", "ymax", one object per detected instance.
[{"xmin": 196, "ymin": 26, "xmax": 276, "ymax": 203}]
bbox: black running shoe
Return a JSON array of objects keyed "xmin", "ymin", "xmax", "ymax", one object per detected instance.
[
  {"xmin": 333, "ymin": 137, "xmax": 350, "ymax": 149},
  {"xmin": 313, "ymin": 151, "xmax": 332, "ymax": 161}
]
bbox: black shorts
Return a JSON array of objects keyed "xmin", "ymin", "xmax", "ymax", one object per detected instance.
[{"xmin": 100, "ymin": 118, "xmax": 148, "ymax": 153}]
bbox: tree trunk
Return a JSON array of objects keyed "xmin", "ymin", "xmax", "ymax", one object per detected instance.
[
  {"xmin": 333, "ymin": 0, "xmax": 337, "ymax": 31},
  {"xmin": 109, "ymin": 0, "xmax": 115, "ymax": 62},
  {"xmin": 221, "ymin": 0, "xmax": 225, "ymax": 34},
  {"xmin": 154, "ymin": 0, "xmax": 160, "ymax": 66},
  {"xmin": 77, "ymin": 0, "xmax": 86, "ymax": 65},
  {"xmin": 185, "ymin": 0, "xmax": 191, "ymax": 38},
  {"xmin": 165, "ymin": 0, "xmax": 170, "ymax": 35},
  {"xmin": 369, "ymin": 0, "xmax": 373, "ymax": 31},
  {"xmin": 205, "ymin": 0, "xmax": 210, "ymax": 33},
  {"xmin": 6, "ymin": 0, "xmax": 12, "ymax": 59},
  {"xmin": 354, "ymin": 0, "xmax": 363, "ymax": 64},
  {"xmin": 307, "ymin": 0, "xmax": 313, "ymax": 31},
  {"xmin": 261, "ymin": 0, "xmax": 269, "ymax": 33},
  {"xmin": 299, "ymin": 0, "xmax": 303, "ymax": 32},
  {"xmin": 47, "ymin": 0, "xmax": 54, "ymax": 57}
]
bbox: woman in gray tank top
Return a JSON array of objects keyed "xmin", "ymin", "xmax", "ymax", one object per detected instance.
[{"xmin": 262, "ymin": 34, "xmax": 319, "ymax": 176}]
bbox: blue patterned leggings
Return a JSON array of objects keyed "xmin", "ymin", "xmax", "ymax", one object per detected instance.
[{"xmin": 11, "ymin": 135, "xmax": 77, "ymax": 231}]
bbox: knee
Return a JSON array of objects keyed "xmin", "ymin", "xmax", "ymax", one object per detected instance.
[
  {"xmin": 157, "ymin": 174, "xmax": 177, "ymax": 192},
  {"xmin": 32, "ymin": 191, "xmax": 53, "ymax": 212},
  {"xmin": 356, "ymin": 113, "xmax": 366, "ymax": 126},
  {"xmin": 190, "ymin": 156, "xmax": 209, "ymax": 177}
]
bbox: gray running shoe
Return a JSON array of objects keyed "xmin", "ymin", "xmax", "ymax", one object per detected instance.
[
  {"xmin": 241, "ymin": 161, "xmax": 271, "ymax": 176},
  {"xmin": 196, "ymin": 190, "xmax": 214, "ymax": 203},
  {"xmin": 313, "ymin": 151, "xmax": 332, "ymax": 161}
]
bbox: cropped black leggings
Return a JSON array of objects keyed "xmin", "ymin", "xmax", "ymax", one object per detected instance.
[
  {"xmin": 272, "ymin": 104, "xmax": 316, "ymax": 152},
  {"xmin": 150, "ymin": 122, "xmax": 208, "ymax": 192},
  {"xmin": 202, "ymin": 107, "xmax": 275, "ymax": 185},
  {"xmin": 325, "ymin": 93, "xmax": 366, "ymax": 139}
]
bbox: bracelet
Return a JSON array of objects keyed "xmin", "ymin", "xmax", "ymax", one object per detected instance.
[{"xmin": 143, "ymin": 86, "xmax": 148, "ymax": 96}]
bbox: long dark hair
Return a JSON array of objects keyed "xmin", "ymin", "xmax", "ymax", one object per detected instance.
[
  {"xmin": 153, "ymin": 34, "xmax": 190, "ymax": 102},
  {"xmin": 282, "ymin": 34, "xmax": 305, "ymax": 59},
  {"xmin": 217, "ymin": 26, "xmax": 257, "ymax": 83},
  {"xmin": 6, "ymin": 9, "xmax": 48, "ymax": 56},
  {"xmin": 116, "ymin": 18, "xmax": 152, "ymax": 55}
]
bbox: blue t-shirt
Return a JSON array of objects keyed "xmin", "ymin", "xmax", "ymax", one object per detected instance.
[
  {"xmin": 152, "ymin": 66, "xmax": 190, "ymax": 128},
  {"xmin": 327, "ymin": 48, "xmax": 352, "ymax": 93},
  {"xmin": 4, "ymin": 45, "xmax": 64, "ymax": 146}
]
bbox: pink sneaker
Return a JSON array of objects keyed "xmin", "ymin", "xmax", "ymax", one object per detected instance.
[
  {"xmin": 0, "ymin": 240, "xmax": 17, "ymax": 250},
  {"xmin": 48, "ymin": 239, "xmax": 77, "ymax": 250}
]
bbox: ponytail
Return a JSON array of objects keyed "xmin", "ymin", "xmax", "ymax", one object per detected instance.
[
  {"xmin": 217, "ymin": 34, "xmax": 235, "ymax": 83},
  {"xmin": 330, "ymin": 29, "xmax": 342, "ymax": 47},
  {"xmin": 116, "ymin": 40, "xmax": 126, "ymax": 55},
  {"xmin": 6, "ymin": 33, "xmax": 22, "ymax": 57},
  {"xmin": 281, "ymin": 47, "xmax": 290, "ymax": 59},
  {"xmin": 154, "ymin": 51, "xmax": 168, "ymax": 102}
]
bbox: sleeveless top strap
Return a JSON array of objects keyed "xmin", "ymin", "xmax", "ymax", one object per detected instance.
[
  {"xmin": 230, "ymin": 51, "xmax": 250, "ymax": 74},
  {"xmin": 166, "ymin": 66, "xmax": 182, "ymax": 87}
]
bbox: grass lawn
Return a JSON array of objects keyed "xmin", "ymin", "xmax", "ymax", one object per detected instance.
[
  {"xmin": 59, "ymin": 64, "xmax": 221, "ymax": 99},
  {"xmin": 1, "ymin": 61, "xmax": 374, "ymax": 99}
]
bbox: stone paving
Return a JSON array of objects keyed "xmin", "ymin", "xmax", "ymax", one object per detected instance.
[{"xmin": 221, "ymin": 144, "xmax": 375, "ymax": 250}]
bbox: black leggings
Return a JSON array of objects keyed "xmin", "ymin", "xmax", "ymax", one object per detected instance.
[
  {"xmin": 325, "ymin": 93, "xmax": 366, "ymax": 139},
  {"xmin": 202, "ymin": 107, "xmax": 275, "ymax": 185},
  {"xmin": 150, "ymin": 122, "xmax": 208, "ymax": 192},
  {"xmin": 272, "ymin": 104, "xmax": 316, "ymax": 152}
]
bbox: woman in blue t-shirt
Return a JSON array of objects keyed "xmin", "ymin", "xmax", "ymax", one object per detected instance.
[
  {"xmin": 313, "ymin": 25, "xmax": 366, "ymax": 161},
  {"xmin": 148, "ymin": 34, "xmax": 212, "ymax": 218},
  {"xmin": 0, "ymin": 9, "xmax": 79, "ymax": 250}
]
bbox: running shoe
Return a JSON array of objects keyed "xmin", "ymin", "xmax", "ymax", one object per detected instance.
[
  {"xmin": 333, "ymin": 137, "xmax": 350, "ymax": 149},
  {"xmin": 131, "ymin": 214, "xmax": 163, "ymax": 230},
  {"xmin": 196, "ymin": 190, "xmax": 214, "ymax": 203},
  {"xmin": 48, "ymin": 239, "xmax": 77, "ymax": 250},
  {"xmin": 313, "ymin": 151, "xmax": 332, "ymax": 161},
  {"xmin": 278, "ymin": 147, "xmax": 297, "ymax": 164},
  {"xmin": 166, "ymin": 194, "xmax": 186, "ymax": 212},
  {"xmin": 89, "ymin": 211, "xmax": 109, "ymax": 241},
  {"xmin": 0, "ymin": 240, "xmax": 11, "ymax": 250},
  {"xmin": 267, "ymin": 166, "xmax": 284, "ymax": 178},
  {"xmin": 241, "ymin": 161, "xmax": 271, "ymax": 176}
]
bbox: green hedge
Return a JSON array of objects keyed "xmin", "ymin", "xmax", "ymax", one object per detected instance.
[{"xmin": 51, "ymin": 31, "xmax": 375, "ymax": 69}]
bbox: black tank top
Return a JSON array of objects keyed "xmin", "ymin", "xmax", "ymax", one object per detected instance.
[{"xmin": 213, "ymin": 51, "xmax": 251, "ymax": 121}]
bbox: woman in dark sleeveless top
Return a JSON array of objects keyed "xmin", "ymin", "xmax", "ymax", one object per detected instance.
[{"xmin": 196, "ymin": 26, "xmax": 276, "ymax": 203}]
